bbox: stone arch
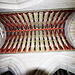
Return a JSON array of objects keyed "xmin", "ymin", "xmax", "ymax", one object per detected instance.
[
  {"xmin": 39, "ymin": 55, "xmax": 75, "ymax": 75},
  {"xmin": 0, "ymin": 57, "xmax": 27, "ymax": 75}
]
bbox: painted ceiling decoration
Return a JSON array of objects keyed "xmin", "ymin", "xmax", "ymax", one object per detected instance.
[{"xmin": 0, "ymin": 9, "xmax": 75, "ymax": 54}]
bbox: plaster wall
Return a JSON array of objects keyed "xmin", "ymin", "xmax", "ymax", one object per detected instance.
[
  {"xmin": 0, "ymin": 0, "xmax": 75, "ymax": 12},
  {"xmin": 0, "ymin": 52, "xmax": 75, "ymax": 75}
]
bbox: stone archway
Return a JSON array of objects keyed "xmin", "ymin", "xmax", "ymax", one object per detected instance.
[
  {"xmin": 0, "ymin": 57, "xmax": 27, "ymax": 75},
  {"xmin": 39, "ymin": 55, "xmax": 75, "ymax": 75}
]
